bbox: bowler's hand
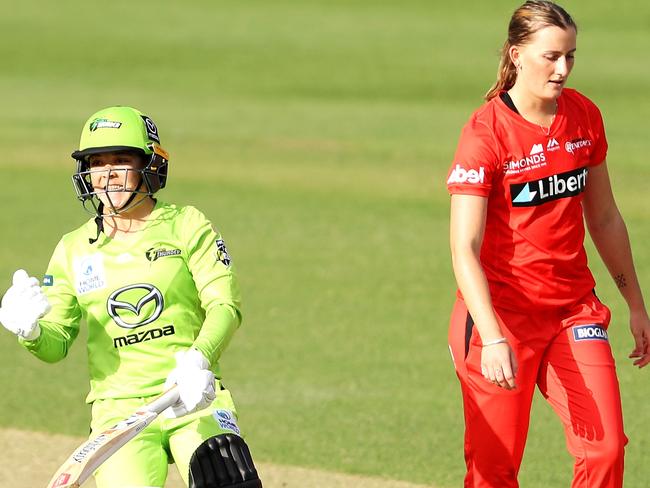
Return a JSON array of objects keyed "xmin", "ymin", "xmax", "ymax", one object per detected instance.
[
  {"xmin": 481, "ymin": 340, "xmax": 517, "ymax": 390},
  {"xmin": 629, "ymin": 310, "xmax": 650, "ymax": 368}
]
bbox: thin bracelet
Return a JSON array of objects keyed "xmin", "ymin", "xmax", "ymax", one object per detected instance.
[{"xmin": 482, "ymin": 337, "xmax": 508, "ymax": 347}]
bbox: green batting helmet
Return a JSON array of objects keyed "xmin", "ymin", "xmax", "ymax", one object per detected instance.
[
  {"xmin": 71, "ymin": 106, "xmax": 170, "ymax": 216},
  {"xmin": 72, "ymin": 106, "xmax": 164, "ymax": 160}
]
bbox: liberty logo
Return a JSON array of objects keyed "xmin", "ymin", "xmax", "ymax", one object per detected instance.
[{"xmin": 511, "ymin": 167, "xmax": 588, "ymax": 207}]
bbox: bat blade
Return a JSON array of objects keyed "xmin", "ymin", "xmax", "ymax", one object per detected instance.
[{"xmin": 46, "ymin": 387, "xmax": 179, "ymax": 488}]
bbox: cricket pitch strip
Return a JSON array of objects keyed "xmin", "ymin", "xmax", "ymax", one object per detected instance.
[{"xmin": 0, "ymin": 428, "xmax": 435, "ymax": 488}]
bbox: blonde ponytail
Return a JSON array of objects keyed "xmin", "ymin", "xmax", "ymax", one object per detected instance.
[{"xmin": 485, "ymin": 41, "xmax": 518, "ymax": 101}]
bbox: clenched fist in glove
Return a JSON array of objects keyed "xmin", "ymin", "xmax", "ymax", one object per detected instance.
[
  {"xmin": 164, "ymin": 348, "xmax": 216, "ymax": 418},
  {"xmin": 0, "ymin": 269, "xmax": 51, "ymax": 341}
]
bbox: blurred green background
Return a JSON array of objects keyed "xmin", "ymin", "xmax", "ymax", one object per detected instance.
[{"xmin": 1, "ymin": 1, "xmax": 649, "ymax": 487}]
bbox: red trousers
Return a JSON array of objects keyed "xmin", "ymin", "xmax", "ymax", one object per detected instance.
[{"xmin": 448, "ymin": 294, "xmax": 627, "ymax": 488}]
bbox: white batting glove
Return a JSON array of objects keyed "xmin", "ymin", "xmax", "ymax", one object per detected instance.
[
  {"xmin": 0, "ymin": 269, "xmax": 51, "ymax": 341},
  {"xmin": 164, "ymin": 348, "xmax": 216, "ymax": 418}
]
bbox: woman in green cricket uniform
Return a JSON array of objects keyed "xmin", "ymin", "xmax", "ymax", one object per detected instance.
[{"xmin": 0, "ymin": 107, "xmax": 261, "ymax": 487}]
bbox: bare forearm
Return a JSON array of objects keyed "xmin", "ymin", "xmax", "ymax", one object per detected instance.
[
  {"xmin": 589, "ymin": 213, "xmax": 646, "ymax": 312},
  {"xmin": 452, "ymin": 249, "xmax": 504, "ymax": 342}
]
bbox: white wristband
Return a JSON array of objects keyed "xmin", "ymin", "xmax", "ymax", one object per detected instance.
[{"xmin": 482, "ymin": 337, "xmax": 508, "ymax": 347}]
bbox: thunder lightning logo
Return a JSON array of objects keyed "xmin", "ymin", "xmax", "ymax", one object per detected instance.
[
  {"xmin": 145, "ymin": 247, "xmax": 182, "ymax": 262},
  {"xmin": 89, "ymin": 118, "xmax": 122, "ymax": 131}
]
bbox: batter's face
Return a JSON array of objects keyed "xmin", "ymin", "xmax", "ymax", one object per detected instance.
[
  {"xmin": 88, "ymin": 151, "xmax": 146, "ymax": 212},
  {"xmin": 510, "ymin": 25, "xmax": 577, "ymax": 102}
]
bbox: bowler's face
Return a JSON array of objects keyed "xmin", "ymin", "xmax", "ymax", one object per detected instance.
[{"xmin": 516, "ymin": 25, "xmax": 577, "ymax": 101}]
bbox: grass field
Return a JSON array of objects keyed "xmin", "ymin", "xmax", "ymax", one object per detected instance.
[{"xmin": 1, "ymin": 1, "xmax": 650, "ymax": 487}]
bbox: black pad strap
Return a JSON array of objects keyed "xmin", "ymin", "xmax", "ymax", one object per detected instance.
[{"xmin": 189, "ymin": 434, "xmax": 263, "ymax": 488}]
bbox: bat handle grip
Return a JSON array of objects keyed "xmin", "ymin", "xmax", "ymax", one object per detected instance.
[{"xmin": 145, "ymin": 386, "xmax": 180, "ymax": 414}]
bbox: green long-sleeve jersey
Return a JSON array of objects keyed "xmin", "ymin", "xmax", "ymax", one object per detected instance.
[{"xmin": 21, "ymin": 201, "xmax": 241, "ymax": 403}]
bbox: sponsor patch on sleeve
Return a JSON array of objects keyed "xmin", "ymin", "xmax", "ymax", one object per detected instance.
[
  {"xmin": 447, "ymin": 164, "xmax": 485, "ymax": 185},
  {"xmin": 214, "ymin": 238, "xmax": 232, "ymax": 266},
  {"xmin": 212, "ymin": 409, "xmax": 241, "ymax": 435},
  {"xmin": 572, "ymin": 324, "xmax": 608, "ymax": 342}
]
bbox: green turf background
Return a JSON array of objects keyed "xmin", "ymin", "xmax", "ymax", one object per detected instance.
[{"xmin": 1, "ymin": 1, "xmax": 649, "ymax": 487}]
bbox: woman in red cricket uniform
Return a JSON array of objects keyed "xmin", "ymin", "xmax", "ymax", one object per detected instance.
[{"xmin": 447, "ymin": 1, "xmax": 650, "ymax": 487}]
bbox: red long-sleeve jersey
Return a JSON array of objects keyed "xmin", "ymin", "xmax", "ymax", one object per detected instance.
[{"xmin": 447, "ymin": 88, "xmax": 608, "ymax": 311}]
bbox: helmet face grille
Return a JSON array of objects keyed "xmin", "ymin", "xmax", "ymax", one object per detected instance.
[{"xmin": 71, "ymin": 155, "xmax": 168, "ymax": 217}]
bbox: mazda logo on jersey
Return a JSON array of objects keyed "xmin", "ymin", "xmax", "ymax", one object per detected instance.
[
  {"xmin": 107, "ymin": 284, "xmax": 164, "ymax": 329},
  {"xmin": 510, "ymin": 167, "xmax": 588, "ymax": 207}
]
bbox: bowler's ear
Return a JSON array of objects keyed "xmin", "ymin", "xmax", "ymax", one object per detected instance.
[{"xmin": 509, "ymin": 45, "xmax": 521, "ymax": 68}]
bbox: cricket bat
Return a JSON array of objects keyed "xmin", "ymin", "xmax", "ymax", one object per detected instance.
[{"xmin": 46, "ymin": 387, "xmax": 180, "ymax": 488}]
